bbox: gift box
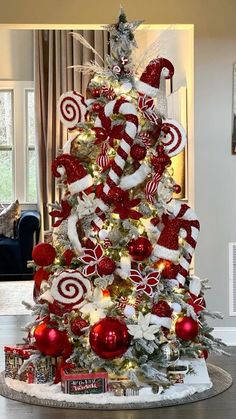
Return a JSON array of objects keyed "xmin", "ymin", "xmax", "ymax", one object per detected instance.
[
  {"xmin": 4, "ymin": 344, "xmax": 58, "ymax": 384},
  {"xmin": 167, "ymin": 365, "xmax": 188, "ymax": 384},
  {"xmin": 61, "ymin": 367, "xmax": 108, "ymax": 394}
]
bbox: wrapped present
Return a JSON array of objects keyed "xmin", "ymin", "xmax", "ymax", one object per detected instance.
[
  {"xmin": 167, "ymin": 365, "xmax": 188, "ymax": 384},
  {"xmin": 61, "ymin": 367, "xmax": 108, "ymax": 394},
  {"xmin": 4, "ymin": 344, "xmax": 58, "ymax": 384}
]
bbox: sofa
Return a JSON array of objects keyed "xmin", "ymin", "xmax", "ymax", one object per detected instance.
[{"xmin": 0, "ymin": 210, "xmax": 40, "ymax": 279}]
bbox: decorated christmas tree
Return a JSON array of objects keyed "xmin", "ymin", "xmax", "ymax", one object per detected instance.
[{"xmin": 6, "ymin": 9, "xmax": 227, "ymax": 399}]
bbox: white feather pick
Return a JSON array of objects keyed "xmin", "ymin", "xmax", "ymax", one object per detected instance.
[{"xmin": 70, "ymin": 32, "xmax": 104, "ymax": 63}]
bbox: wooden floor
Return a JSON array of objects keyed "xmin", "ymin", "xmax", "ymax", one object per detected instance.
[{"xmin": 0, "ymin": 316, "xmax": 235, "ymax": 419}]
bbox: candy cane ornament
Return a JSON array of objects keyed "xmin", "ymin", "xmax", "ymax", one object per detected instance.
[
  {"xmin": 153, "ymin": 199, "xmax": 200, "ymax": 286},
  {"xmin": 91, "ymin": 98, "xmax": 139, "ymax": 231}
]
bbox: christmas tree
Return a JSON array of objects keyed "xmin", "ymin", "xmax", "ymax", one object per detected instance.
[{"xmin": 23, "ymin": 9, "xmax": 226, "ymax": 394}]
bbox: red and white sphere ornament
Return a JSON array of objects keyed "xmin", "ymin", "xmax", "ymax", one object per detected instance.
[
  {"xmin": 32, "ymin": 243, "xmax": 56, "ymax": 267},
  {"xmin": 33, "ymin": 320, "xmax": 71, "ymax": 357},
  {"xmin": 128, "ymin": 237, "xmax": 153, "ymax": 261},
  {"xmin": 89, "ymin": 317, "xmax": 131, "ymax": 359},
  {"xmin": 175, "ymin": 316, "xmax": 199, "ymax": 341},
  {"xmin": 97, "ymin": 257, "xmax": 116, "ymax": 276}
]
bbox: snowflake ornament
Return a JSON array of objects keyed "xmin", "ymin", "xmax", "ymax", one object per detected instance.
[{"xmin": 127, "ymin": 312, "xmax": 160, "ymax": 340}]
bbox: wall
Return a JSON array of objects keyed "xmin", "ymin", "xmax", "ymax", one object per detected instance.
[
  {"xmin": 1, "ymin": 0, "xmax": 236, "ymax": 329},
  {"xmin": 0, "ymin": 29, "xmax": 33, "ymax": 80}
]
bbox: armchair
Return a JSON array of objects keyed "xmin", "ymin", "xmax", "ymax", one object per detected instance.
[{"xmin": 0, "ymin": 210, "xmax": 40, "ymax": 279}]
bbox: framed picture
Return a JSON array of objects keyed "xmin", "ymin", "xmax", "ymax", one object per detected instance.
[{"xmin": 232, "ymin": 63, "xmax": 236, "ymax": 154}]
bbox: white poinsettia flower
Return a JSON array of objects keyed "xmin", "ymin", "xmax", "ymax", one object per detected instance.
[
  {"xmin": 79, "ymin": 287, "xmax": 113, "ymax": 325},
  {"xmin": 127, "ymin": 312, "xmax": 160, "ymax": 341},
  {"xmin": 77, "ymin": 192, "xmax": 100, "ymax": 218}
]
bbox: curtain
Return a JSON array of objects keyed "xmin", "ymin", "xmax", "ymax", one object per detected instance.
[{"xmin": 34, "ymin": 30, "xmax": 108, "ymax": 234}]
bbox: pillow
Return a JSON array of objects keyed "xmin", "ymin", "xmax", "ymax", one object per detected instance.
[{"xmin": 0, "ymin": 200, "xmax": 20, "ymax": 238}]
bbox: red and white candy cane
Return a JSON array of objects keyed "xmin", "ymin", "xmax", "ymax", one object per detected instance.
[
  {"xmin": 57, "ymin": 91, "xmax": 87, "ymax": 129},
  {"xmin": 153, "ymin": 200, "xmax": 200, "ymax": 286},
  {"xmin": 92, "ymin": 98, "xmax": 139, "ymax": 230}
]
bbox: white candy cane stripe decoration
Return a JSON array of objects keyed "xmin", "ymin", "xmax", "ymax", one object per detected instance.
[
  {"xmin": 145, "ymin": 171, "xmax": 163, "ymax": 203},
  {"xmin": 51, "ymin": 270, "xmax": 92, "ymax": 308},
  {"xmin": 138, "ymin": 94, "xmax": 161, "ymax": 124},
  {"xmin": 161, "ymin": 119, "xmax": 186, "ymax": 157},
  {"xmin": 92, "ymin": 98, "xmax": 138, "ymax": 230},
  {"xmin": 153, "ymin": 199, "xmax": 200, "ymax": 286},
  {"xmin": 58, "ymin": 91, "xmax": 87, "ymax": 128}
]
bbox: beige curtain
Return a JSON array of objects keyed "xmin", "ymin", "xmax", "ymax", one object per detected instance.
[{"xmin": 34, "ymin": 30, "xmax": 108, "ymax": 234}]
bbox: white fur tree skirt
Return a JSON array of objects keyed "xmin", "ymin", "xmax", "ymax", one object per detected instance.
[{"xmin": 1, "ymin": 361, "xmax": 233, "ymax": 410}]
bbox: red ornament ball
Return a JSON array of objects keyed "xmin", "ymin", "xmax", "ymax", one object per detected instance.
[
  {"xmin": 32, "ymin": 243, "xmax": 56, "ymax": 266},
  {"xmin": 107, "ymin": 186, "xmax": 125, "ymax": 203},
  {"xmin": 92, "ymin": 102, "xmax": 104, "ymax": 114},
  {"xmin": 91, "ymin": 88, "xmax": 101, "ymax": 98},
  {"xmin": 89, "ymin": 317, "xmax": 131, "ymax": 359},
  {"xmin": 70, "ymin": 318, "xmax": 89, "ymax": 336},
  {"xmin": 152, "ymin": 300, "xmax": 173, "ymax": 317},
  {"xmin": 175, "ymin": 316, "xmax": 199, "ymax": 341},
  {"xmin": 130, "ymin": 144, "xmax": 147, "ymax": 161},
  {"xmin": 173, "ymin": 184, "xmax": 182, "ymax": 194},
  {"xmin": 97, "ymin": 257, "xmax": 116, "ymax": 276},
  {"xmin": 128, "ymin": 237, "xmax": 153, "ymax": 261},
  {"xmin": 34, "ymin": 321, "xmax": 70, "ymax": 357},
  {"xmin": 158, "ymin": 260, "xmax": 179, "ymax": 279}
]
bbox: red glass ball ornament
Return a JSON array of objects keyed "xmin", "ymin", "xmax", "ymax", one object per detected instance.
[
  {"xmin": 173, "ymin": 184, "xmax": 182, "ymax": 194},
  {"xmin": 175, "ymin": 316, "xmax": 199, "ymax": 341},
  {"xmin": 130, "ymin": 144, "xmax": 147, "ymax": 161},
  {"xmin": 128, "ymin": 237, "xmax": 153, "ymax": 261},
  {"xmin": 161, "ymin": 260, "xmax": 179, "ymax": 279},
  {"xmin": 107, "ymin": 187, "xmax": 125, "ymax": 203},
  {"xmin": 34, "ymin": 267, "xmax": 50, "ymax": 290},
  {"xmin": 34, "ymin": 321, "xmax": 70, "ymax": 356},
  {"xmin": 89, "ymin": 317, "xmax": 131, "ymax": 359},
  {"xmin": 32, "ymin": 243, "xmax": 56, "ymax": 267},
  {"xmin": 70, "ymin": 318, "xmax": 89, "ymax": 336},
  {"xmin": 97, "ymin": 257, "xmax": 116, "ymax": 276},
  {"xmin": 91, "ymin": 88, "xmax": 101, "ymax": 98},
  {"xmin": 152, "ymin": 300, "xmax": 173, "ymax": 317},
  {"xmin": 92, "ymin": 102, "xmax": 104, "ymax": 114}
]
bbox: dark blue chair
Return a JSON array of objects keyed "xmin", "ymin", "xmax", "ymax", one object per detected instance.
[{"xmin": 0, "ymin": 211, "xmax": 40, "ymax": 279}]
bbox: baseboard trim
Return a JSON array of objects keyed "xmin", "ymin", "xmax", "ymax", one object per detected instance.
[{"xmin": 212, "ymin": 327, "xmax": 236, "ymax": 346}]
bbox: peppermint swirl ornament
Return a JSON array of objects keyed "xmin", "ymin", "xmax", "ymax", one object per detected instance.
[
  {"xmin": 58, "ymin": 91, "xmax": 87, "ymax": 128},
  {"xmin": 160, "ymin": 119, "xmax": 186, "ymax": 157},
  {"xmin": 51, "ymin": 270, "xmax": 92, "ymax": 308}
]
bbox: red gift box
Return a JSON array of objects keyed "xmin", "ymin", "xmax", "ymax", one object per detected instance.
[{"xmin": 61, "ymin": 367, "xmax": 108, "ymax": 394}]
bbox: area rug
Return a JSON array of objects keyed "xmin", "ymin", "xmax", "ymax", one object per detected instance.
[
  {"xmin": 0, "ymin": 281, "xmax": 34, "ymax": 315},
  {"xmin": 0, "ymin": 365, "xmax": 233, "ymax": 409}
]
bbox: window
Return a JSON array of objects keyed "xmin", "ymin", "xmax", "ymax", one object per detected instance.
[{"xmin": 0, "ymin": 81, "xmax": 37, "ymax": 204}]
